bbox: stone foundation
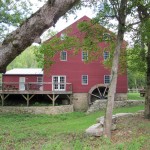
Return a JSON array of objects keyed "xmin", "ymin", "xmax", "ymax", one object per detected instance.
[
  {"xmin": 72, "ymin": 93, "xmax": 88, "ymax": 111},
  {"xmin": 72, "ymin": 93, "xmax": 127, "ymax": 111},
  {"xmin": 87, "ymin": 100, "xmax": 144, "ymax": 113},
  {"xmin": 115, "ymin": 93, "xmax": 127, "ymax": 101},
  {"xmin": 0, "ymin": 105, "xmax": 73, "ymax": 115}
]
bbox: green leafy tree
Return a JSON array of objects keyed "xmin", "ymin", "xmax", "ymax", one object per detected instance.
[
  {"xmin": 0, "ymin": 0, "xmax": 80, "ymax": 72},
  {"xmin": 127, "ymin": 47, "xmax": 146, "ymax": 89},
  {"xmin": 7, "ymin": 46, "xmax": 39, "ymax": 70},
  {"xmin": 136, "ymin": 2, "xmax": 150, "ymax": 118},
  {"xmin": 0, "ymin": 0, "xmax": 32, "ymax": 41}
]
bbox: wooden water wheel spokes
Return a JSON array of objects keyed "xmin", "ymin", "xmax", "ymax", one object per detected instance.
[{"xmin": 88, "ymin": 84, "xmax": 109, "ymax": 104}]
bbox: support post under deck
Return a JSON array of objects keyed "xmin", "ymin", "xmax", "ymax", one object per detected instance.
[
  {"xmin": 47, "ymin": 94, "xmax": 59, "ymax": 106},
  {"xmin": 67, "ymin": 94, "xmax": 73, "ymax": 104},
  {"xmin": 0, "ymin": 94, "xmax": 9, "ymax": 106},
  {"xmin": 22, "ymin": 94, "xmax": 35, "ymax": 107}
]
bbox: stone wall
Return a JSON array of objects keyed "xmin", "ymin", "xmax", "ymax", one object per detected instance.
[
  {"xmin": 87, "ymin": 100, "xmax": 144, "ymax": 113},
  {"xmin": 73, "ymin": 93, "xmax": 88, "ymax": 111},
  {"xmin": 115, "ymin": 93, "xmax": 127, "ymax": 101},
  {"xmin": 72, "ymin": 93, "xmax": 127, "ymax": 111},
  {"xmin": 0, "ymin": 105, "xmax": 74, "ymax": 115}
]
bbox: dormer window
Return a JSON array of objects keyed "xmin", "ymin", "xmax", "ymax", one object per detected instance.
[
  {"xmin": 60, "ymin": 51, "xmax": 67, "ymax": 61},
  {"xmin": 82, "ymin": 51, "xmax": 88, "ymax": 61},
  {"xmin": 103, "ymin": 51, "xmax": 109, "ymax": 60}
]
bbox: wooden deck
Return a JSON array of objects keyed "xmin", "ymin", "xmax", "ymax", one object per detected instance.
[{"xmin": 0, "ymin": 82, "xmax": 73, "ymax": 107}]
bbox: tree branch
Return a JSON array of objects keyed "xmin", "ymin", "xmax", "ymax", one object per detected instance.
[{"xmin": 0, "ymin": 0, "xmax": 79, "ymax": 72}]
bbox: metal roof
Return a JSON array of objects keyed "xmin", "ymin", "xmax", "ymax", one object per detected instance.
[{"xmin": 4, "ymin": 68, "xmax": 43, "ymax": 75}]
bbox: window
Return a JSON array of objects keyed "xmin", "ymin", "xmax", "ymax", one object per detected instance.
[
  {"xmin": 82, "ymin": 75, "xmax": 88, "ymax": 85},
  {"xmin": 37, "ymin": 77, "xmax": 43, "ymax": 85},
  {"xmin": 103, "ymin": 33, "xmax": 111, "ymax": 41},
  {"xmin": 52, "ymin": 76, "xmax": 66, "ymax": 91},
  {"xmin": 60, "ymin": 51, "xmax": 67, "ymax": 61},
  {"xmin": 60, "ymin": 33, "xmax": 67, "ymax": 40},
  {"xmin": 104, "ymin": 75, "xmax": 110, "ymax": 84},
  {"xmin": 82, "ymin": 51, "xmax": 88, "ymax": 61},
  {"xmin": 103, "ymin": 51, "xmax": 109, "ymax": 60}
]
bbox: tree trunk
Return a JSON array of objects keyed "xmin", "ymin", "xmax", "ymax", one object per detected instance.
[
  {"xmin": 145, "ymin": 43, "xmax": 150, "ymax": 119},
  {"xmin": 137, "ymin": 3, "xmax": 150, "ymax": 119},
  {"xmin": 0, "ymin": 0, "xmax": 79, "ymax": 73},
  {"xmin": 103, "ymin": 0, "xmax": 127, "ymax": 138},
  {"xmin": 103, "ymin": 28, "xmax": 124, "ymax": 138}
]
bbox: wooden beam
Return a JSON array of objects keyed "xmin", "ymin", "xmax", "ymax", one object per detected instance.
[
  {"xmin": 22, "ymin": 94, "xmax": 34, "ymax": 107},
  {"xmin": 97, "ymin": 86, "xmax": 102, "ymax": 97},
  {"xmin": 67, "ymin": 94, "xmax": 72, "ymax": 104},
  {"xmin": 90, "ymin": 93, "xmax": 101, "ymax": 99},
  {"xmin": 0, "ymin": 94, "xmax": 9, "ymax": 106},
  {"xmin": 47, "ymin": 94, "xmax": 59, "ymax": 106},
  {"xmin": 103, "ymin": 87, "xmax": 108, "ymax": 97}
]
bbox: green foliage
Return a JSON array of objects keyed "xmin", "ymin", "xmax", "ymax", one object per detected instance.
[
  {"xmin": 7, "ymin": 45, "xmax": 40, "ymax": 70},
  {"xmin": 36, "ymin": 18, "xmax": 121, "ymax": 70},
  {"xmin": 0, "ymin": 0, "xmax": 33, "ymax": 41},
  {"xmin": 127, "ymin": 47, "xmax": 146, "ymax": 89},
  {"xmin": 127, "ymin": 92, "xmax": 144, "ymax": 100}
]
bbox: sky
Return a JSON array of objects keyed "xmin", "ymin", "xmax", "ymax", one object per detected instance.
[
  {"xmin": 51, "ymin": 7, "xmax": 95, "ymax": 32},
  {"xmin": 31, "ymin": 1, "xmax": 96, "ymax": 40},
  {"xmin": 32, "ymin": 1, "xmax": 131, "ymax": 45}
]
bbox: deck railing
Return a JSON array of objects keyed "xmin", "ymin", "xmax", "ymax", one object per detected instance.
[{"xmin": 0, "ymin": 82, "xmax": 72, "ymax": 92}]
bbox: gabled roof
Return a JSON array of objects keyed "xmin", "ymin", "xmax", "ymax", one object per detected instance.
[
  {"xmin": 45, "ymin": 15, "xmax": 91, "ymax": 43},
  {"xmin": 4, "ymin": 68, "xmax": 43, "ymax": 75}
]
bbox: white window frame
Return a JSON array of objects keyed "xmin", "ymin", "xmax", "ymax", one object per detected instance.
[
  {"xmin": 103, "ymin": 51, "xmax": 109, "ymax": 60},
  {"xmin": 19, "ymin": 77, "xmax": 26, "ymax": 91},
  {"xmin": 103, "ymin": 33, "xmax": 111, "ymax": 41},
  {"xmin": 82, "ymin": 75, "xmax": 88, "ymax": 85},
  {"xmin": 104, "ymin": 75, "xmax": 111, "ymax": 84},
  {"xmin": 60, "ymin": 33, "xmax": 67, "ymax": 40},
  {"xmin": 60, "ymin": 51, "xmax": 67, "ymax": 61},
  {"xmin": 82, "ymin": 51, "xmax": 88, "ymax": 61},
  {"xmin": 52, "ymin": 76, "xmax": 66, "ymax": 91},
  {"xmin": 37, "ymin": 77, "xmax": 43, "ymax": 85}
]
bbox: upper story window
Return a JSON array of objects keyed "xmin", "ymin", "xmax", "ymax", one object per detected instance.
[
  {"xmin": 37, "ymin": 77, "xmax": 43, "ymax": 85},
  {"xmin": 104, "ymin": 75, "xmax": 110, "ymax": 84},
  {"xmin": 82, "ymin": 51, "xmax": 88, "ymax": 61},
  {"xmin": 103, "ymin": 51, "xmax": 109, "ymax": 60},
  {"xmin": 103, "ymin": 33, "xmax": 111, "ymax": 41},
  {"xmin": 60, "ymin": 33, "xmax": 67, "ymax": 40},
  {"xmin": 82, "ymin": 75, "xmax": 88, "ymax": 85},
  {"xmin": 60, "ymin": 51, "xmax": 67, "ymax": 61}
]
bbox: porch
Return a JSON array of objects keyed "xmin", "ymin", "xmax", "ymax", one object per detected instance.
[{"xmin": 0, "ymin": 82, "xmax": 72, "ymax": 107}]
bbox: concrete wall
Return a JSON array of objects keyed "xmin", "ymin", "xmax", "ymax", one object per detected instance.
[{"xmin": 0, "ymin": 105, "xmax": 73, "ymax": 115}]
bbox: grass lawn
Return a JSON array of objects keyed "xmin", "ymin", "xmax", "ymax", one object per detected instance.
[
  {"xmin": 0, "ymin": 105, "xmax": 150, "ymax": 150},
  {"xmin": 127, "ymin": 92, "xmax": 145, "ymax": 100}
]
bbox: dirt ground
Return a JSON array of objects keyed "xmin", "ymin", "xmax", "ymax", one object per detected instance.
[{"xmin": 111, "ymin": 113, "xmax": 150, "ymax": 149}]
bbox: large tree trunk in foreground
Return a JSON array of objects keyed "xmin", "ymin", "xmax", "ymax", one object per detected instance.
[
  {"xmin": 0, "ymin": 0, "xmax": 79, "ymax": 73},
  {"xmin": 103, "ymin": 0, "xmax": 127, "ymax": 138},
  {"xmin": 137, "ymin": 4, "xmax": 150, "ymax": 119},
  {"xmin": 145, "ymin": 43, "xmax": 150, "ymax": 119}
]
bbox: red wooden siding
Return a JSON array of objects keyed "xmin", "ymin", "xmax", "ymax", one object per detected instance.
[
  {"xmin": 3, "ymin": 75, "xmax": 42, "ymax": 83},
  {"xmin": 43, "ymin": 16, "xmax": 128, "ymax": 93}
]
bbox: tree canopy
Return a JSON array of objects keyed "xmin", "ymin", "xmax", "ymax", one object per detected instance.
[{"xmin": 0, "ymin": 0, "xmax": 33, "ymax": 41}]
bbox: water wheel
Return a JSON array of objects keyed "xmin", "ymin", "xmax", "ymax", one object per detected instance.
[{"xmin": 88, "ymin": 84, "xmax": 109, "ymax": 104}]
